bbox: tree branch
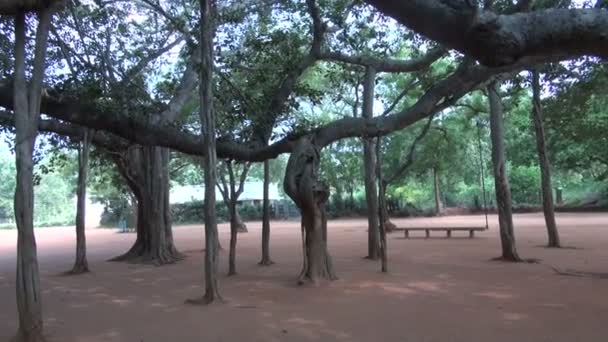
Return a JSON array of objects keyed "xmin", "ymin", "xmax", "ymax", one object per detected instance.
[
  {"xmin": 385, "ymin": 114, "xmax": 435, "ymax": 185},
  {"xmin": 319, "ymin": 47, "xmax": 446, "ymax": 73},
  {"xmin": 364, "ymin": 0, "xmax": 608, "ymax": 66}
]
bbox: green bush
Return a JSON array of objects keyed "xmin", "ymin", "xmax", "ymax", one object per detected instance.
[{"xmin": 509, "ymin": 164, "xmax": 541, "ymax": 205}]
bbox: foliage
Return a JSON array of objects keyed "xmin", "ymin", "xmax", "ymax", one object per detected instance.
[{"xmin": 0, "ymin": 146, "xmax": 76, "ymax": 227}]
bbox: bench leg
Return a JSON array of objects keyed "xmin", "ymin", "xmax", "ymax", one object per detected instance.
[
  {"xmin": 425, "ymin": 229, "xmax": 430, "ymax": 238},
  {"xmin": 469, "ymin": 230, "xmax": 474, "ymax": 238},
  {"xmin": 447, "ymin": 230, "xmax": 452, "ymax": 238},
  {"xmin": 404, "ymin": 230, "xmax": 409, "ymax": 239}
]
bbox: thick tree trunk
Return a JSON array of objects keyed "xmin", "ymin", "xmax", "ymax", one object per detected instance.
[
  {"xmin": 111, "ymin": 146, "xmax": 181, "ymax": 265},
  {"xmin": 284, "ymin": 138, "xmax": 337, "ymax": 285},
  {"xmin": 13, "ymin": 10, "xmax": 51, "ymax": 342},
  {"xmin": 69, "ymin": 130, "xmax": 92, "ymax": 274},
  {"xmin": 488, "ymin": 82, "xmax": 522, "ymax": 262},
  {"xmin": 433, "ymin": 167, "xmax": 443, "ymax": 215},
  {"xmin": 531, "ymin": 70, "xmax": 561, "ymax": 248},
  {"xmin": 259, "ymin": 160, "xmax": 274, "ymax": 265},
  {"xmin": 362, "ymin": 67, "xmax": 380, "ymax": 260}
]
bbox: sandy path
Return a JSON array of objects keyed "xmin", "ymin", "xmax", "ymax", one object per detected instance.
[{"xmin": 0, "ymin": 212, "xmax": 607, "ymax": 341}]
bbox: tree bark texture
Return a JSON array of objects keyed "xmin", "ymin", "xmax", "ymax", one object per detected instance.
[
  {"xmin": 259, "ymin": 160, "xmax": 274, "ymax": 265},
  {"xmin": 228, "ymin": 200, "xmax": 238, "ymax": 275},
  {"xmin": 531, "ymin": 69, "xmax": 561, "ymax": 248},
  {"xmin": 13, "ymin": 9, "xmax": 52, "ymax": 342},
  {"xmin": 488, "ymin": 82, "xmax": 521, "ymax": 262},
  {"xmin": 234, "ymin": 208, "xmax": 247, "ymax": 233},
  {"xmin": 70, "ymin": 130, "xmax": 93, "ymax": 274},
  {"xmin": 199, "ymin": 0, "xmax": 221, "ymax": 303},
  {"xmin": 376, "ymin": 138, "xmax": 388, "ymax": 272},
  {"xmin": 364, "ymin": 1, "xmax": 608, "ymax": 67},
  {"xmin": 111, "ymin": 146, "xmax": 181, "ymax": 265},
  {"xmin": 284, "ymin": 137, "xmax": 337, "ymax": 285},
  {"xmin": 362, "ymin": 67, "xmax": 380, "ymax": 260}
]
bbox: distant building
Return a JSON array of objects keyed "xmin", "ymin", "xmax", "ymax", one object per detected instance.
[{"xmin": 169, "ymin": 181, "xmax": 282, "ymax": 205}]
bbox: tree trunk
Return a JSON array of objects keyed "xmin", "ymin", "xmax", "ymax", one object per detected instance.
[
  {"xmin": 199, "ymin": 0, "xmax": 221, "ymax": 303},
  {"xmin": 531, "ymin": 69, "xmax": 561, "ymax": 248},
  {"xmin": 234, "ymin": 206, "xmax": 247, "ymax": 233},
  {"xmin": 377, "ymin": 181, "xmax": 396, "ymax": 232},
  {"xmin": 13, "ymin": 9, "xmax": 51, "ymax": 342},
  {"xmin": 362, "ymin": 67, "xmax": 380, "ymax": 260},
  {"xmin": 433, "ymin": 167, "xmax": 444, "ymax": 215},
  {"xmin": 111, "ymin": 146, "xmax": 181, "ymax": 265},
  {"xmin": 376, "ymin": 138, "xmax": 388, "ymax": 272},
  {"xmin": 69, "ymin": 130, "xmax": 92, "ymax": 274},
  {"xmin": 488, "ymin": 82, "xmax": 522, "ymax": 262},
  {"xmin": 228, "ymin": 200, "xmax": 238, "ymax": 276},
  {"xmin": 259, "ymin": 160, "xmax": 274, "ymax": 265},
  {"xmin": 284, "ymin": 138, "xmax": 337, "ymax": 285}
]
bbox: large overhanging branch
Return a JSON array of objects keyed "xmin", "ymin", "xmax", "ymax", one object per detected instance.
[
  {"xmin": 0, "ymin": 0, "xmax": 62, "ymax": 14},
  {"xmin": 0, "ymin": 55, "xmax": 550, "ymax": 162},
  {"xmin": 312, "ymin": 55, "xmax": 553, "ymax": 147},
  {"xmin": 319, "ymin": 47, "xmax": 446, "ymax": 73},
  {"xmin": 0, "ymin": 110, "xmax": 124, "ymax": 150},
  {"xmin": 364, "ymin": 0, "xmax": 608, "ymax": 66}
]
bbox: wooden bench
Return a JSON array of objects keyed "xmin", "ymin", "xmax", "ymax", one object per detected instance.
[{"xmin": 395, "ymin": 227, "xmax": 486, "ymax": 239}]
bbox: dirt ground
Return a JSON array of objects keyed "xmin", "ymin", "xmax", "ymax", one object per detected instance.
[{"xmin": 1, "ymin": 212, "xmax": 607, "ymax": 342}]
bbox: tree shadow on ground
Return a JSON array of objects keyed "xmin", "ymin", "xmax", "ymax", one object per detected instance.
[{"xmin": 551, "ymin": 267, "xmax": 608, "ymax": 279}]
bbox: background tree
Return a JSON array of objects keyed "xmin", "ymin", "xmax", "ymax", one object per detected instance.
[
  {"xmin": 530, "ymin": 69, "xmax": 560, "ymax": 247},
  {"xmin": 488, "ymin": 82, "xmax": 522, "ymax": 262},
  {"xmin": 68, "ymin": 129, "xmax": 93, "ymax": 274}
]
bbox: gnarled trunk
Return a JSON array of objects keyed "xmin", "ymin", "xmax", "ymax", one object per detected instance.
[
  {"xmin": 111, "ymin": 146, "xmax": 181, "ymax": 265},
  {"xmin": 531, "ymin": 70, "xmax": 561, "ymax": 248},
  {"xmin": 488, "ymin": 82, "xmax": 521, "ymax": 262},
  {"xmin": 284, "ymin": 138, "xmax": 336, "ymax": 285},
  {"xmin": 259, "ymin": 160, "xmax": 274, "ymax": 265},
  {"xmin": 69, "ymin": 130, "xmax": 92, "ymax": 274}
]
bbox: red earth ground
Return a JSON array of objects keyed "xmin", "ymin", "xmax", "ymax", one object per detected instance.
[{"xmin": 0, "ymin": 212, "xmax": 607, "ymax": 342}]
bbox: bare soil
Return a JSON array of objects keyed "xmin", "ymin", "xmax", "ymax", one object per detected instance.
[{"xmin": 1, "ymin": 212, "xmax": 607, "ymax": 342}]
